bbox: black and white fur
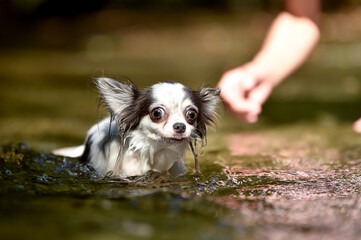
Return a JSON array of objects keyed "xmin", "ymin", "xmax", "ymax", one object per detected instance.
[{"xmin": 54, "ymin": 77, "xmax": 220, "ymax": 178}]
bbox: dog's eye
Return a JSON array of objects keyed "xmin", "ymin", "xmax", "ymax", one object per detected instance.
[
  {"xmin": 150, "ymin": 107, "xmax": 165, "ymax": 121},
  {"xmin": 186, "ymin": 109, "xmax": 198, "ymax": 123}
]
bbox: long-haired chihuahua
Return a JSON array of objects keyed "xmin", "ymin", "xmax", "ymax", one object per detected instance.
[{"xmin": 54, "ymin": 77, "xmax": 220, "ymax": 178}]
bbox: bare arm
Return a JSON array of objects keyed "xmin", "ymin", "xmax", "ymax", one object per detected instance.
[
  {"xmin": 218, "ymin": 0, "xmax": 320, "ymax": 123},
  {"xmin": 253, "ymin": 0, "xmax": 320, "ymax": 86}
]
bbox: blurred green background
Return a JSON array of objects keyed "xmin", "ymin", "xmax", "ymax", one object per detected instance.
[{"xmin": 0, "ymin": 0, "xmax": 361, "ymax": 149}]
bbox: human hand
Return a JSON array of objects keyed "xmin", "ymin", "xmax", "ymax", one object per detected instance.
[
  {"xmin": 354, "ymin": 118, "xmax": 361, "ymax": 133},
  {"xmin": 217, "ymin": 64, "xmax": 273, "ymax": 123}
]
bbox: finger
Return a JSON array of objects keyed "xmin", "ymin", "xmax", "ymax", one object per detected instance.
[
  {"xmin": 228, "ymin": 99, "xmax": 262, "ymax": 123},
  {"xmin": 219, "ymin": 76, "xmax": 261, "ymax": 113},
  {"xmin": 219, "ymin": 82, "xmax": 262, "ymax": 122},
  {"xmin": 231, "ymin": 99, "xmax": 261, "ymax": 115},
  {"xmin": 248, "ymin": 82, "xmax": 273, "ymax": 106},
  {"xmin": 232, "ymin": 83, "xmax": 272, "ymax": 123},
  {"xmin": 244, "ymin": 114, "xmax": 258, "ymax": 123},
  {"xmin": 218, "ymin": 68, "xmax": 262, "ymax": 123},
  {"xmin": 232, "ymin": 110, "xmax": 258, "ymax": 123},
  {"xmin": 232, "ymin": 110, "xmax": 257, "ymax": 123}
]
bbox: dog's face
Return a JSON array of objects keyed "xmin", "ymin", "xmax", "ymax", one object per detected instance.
[
  {"xmin": 96, "ymin": 78, "xmax": 220, "ymax": 142},
  {"xmin": 140, "ymin": 82, "xmax": 201, "ymax": 142}
]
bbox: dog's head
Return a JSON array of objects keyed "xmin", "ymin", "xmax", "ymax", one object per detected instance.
[{"xmin": 96, "ymin": 77, "xmax": 220, "ymax": 143}]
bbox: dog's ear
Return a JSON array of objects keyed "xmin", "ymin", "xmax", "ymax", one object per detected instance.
[
  {"xmin": 196, "ymin": 87, "xmax": 221, "ymax": 138},
  {"xmin": 198, "ymin": 88, "xmax": 220, "ymax": 117},
  {"xmin": 96, "ymin": 77, "xmax": 139, "ymax": 116}
]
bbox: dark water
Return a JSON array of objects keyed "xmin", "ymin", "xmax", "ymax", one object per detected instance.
[
  {"xmin": 2, "ymin": 127, "xmax": 361, "ymax": 240},
  {"xmin": 0, "ymin": 143, "xmax": 247, "ymax": 240}
]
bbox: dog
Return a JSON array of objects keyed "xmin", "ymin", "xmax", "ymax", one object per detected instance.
[{"xmin": 53, "ymin": 77, "xmax": 220, "ymax": 178}]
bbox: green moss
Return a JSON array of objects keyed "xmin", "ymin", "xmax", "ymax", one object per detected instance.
[{"xmin": 212, "ymin": 187, "xmax": 239, "ymax": 197}]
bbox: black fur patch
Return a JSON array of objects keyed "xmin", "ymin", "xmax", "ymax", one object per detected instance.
[
  {"xmin": 80, "ymin": 136, "xmax": 93, "ymax": 163},
  {"xmin": 184, "ymin": 86, "xmax": 220, "ymax": 139},
  {"xmin": 97, "ymin": 78, "xmax": 154, "ymax": 140},
  {"xmin": 163, "ymin": 80, "xmax": 177, "ymax": 84},
  {"xmin": 117, "ymin": 85, "xmax": 154, "ymax": 139},
  {"xmin": 98, "ymin": 119, "xmax": 119, "ymax": 154}
]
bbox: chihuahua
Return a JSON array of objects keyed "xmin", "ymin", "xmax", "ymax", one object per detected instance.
[{"xmin": 54, "ymin": 77, "xmax": 220, "ymax": 178}]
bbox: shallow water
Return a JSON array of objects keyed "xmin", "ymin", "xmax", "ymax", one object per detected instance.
[
  {"xmin": 1, "ymin": 125, "xmax": 361, "ymax": 239},
  {"xmin": 0, "ymin": 142, "xmax": 244, "ymax": 240},
  {"xmin": 1, "ymin": 9, "xmax": 361, "ymax": 240}
]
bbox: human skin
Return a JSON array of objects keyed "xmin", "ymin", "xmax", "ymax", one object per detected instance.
[
  {"xmin": 217, "ymin": 0, "xmax": 320, "ymax": 123},
  {"xmin": 354, "ymin": 119, "xmax": 361, "ymax": 133}
]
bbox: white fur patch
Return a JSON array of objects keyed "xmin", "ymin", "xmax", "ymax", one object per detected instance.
[
  {"xmin": 52, "ymin": 145, "xmax": 85, "ymax": 158},
  {"xmin": 83, "ymin": 117, "xmax": 188, "ymax": 177},
  {"xmin": 54, "ymin": 79, "xmax": 220, "ymax": 178}
]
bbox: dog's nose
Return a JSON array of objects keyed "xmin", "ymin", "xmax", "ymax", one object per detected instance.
[{"xmin": 173, "ymin": 123, "xmax": 186, "ymax": 134}]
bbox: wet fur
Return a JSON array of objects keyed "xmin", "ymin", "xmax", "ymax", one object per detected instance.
[{"xmin": 69, "ymin": 78, "xmax": 220, "ymax": 177}]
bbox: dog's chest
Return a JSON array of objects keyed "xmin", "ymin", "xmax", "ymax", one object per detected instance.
[
  {"xmin": 117, "ymin": 140, "xmax": 187, "ymax": 177},
  {"xmin": 149, "ymin": 147, "xmax": 183, "ymax": 171}
]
